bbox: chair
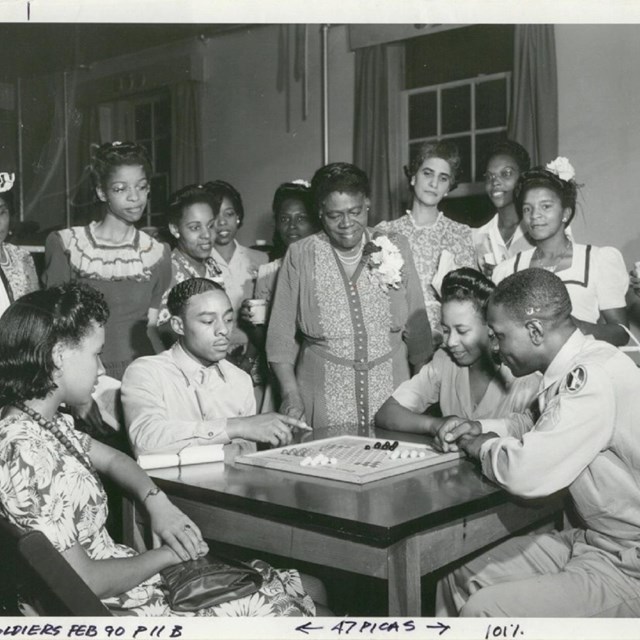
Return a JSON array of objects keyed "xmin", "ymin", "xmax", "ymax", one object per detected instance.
[{"xmin": 0, "ymin": 516, "xmax": 112, "ymax": 616}]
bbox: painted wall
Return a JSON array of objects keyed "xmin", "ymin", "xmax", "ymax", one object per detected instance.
[
  {"xmin": 556, "ymin": 24, "xmax": 640, "ymax": 267},
  {"xmin": 199, "ymin": 24, "xmax": 355, "ymax": 245}
]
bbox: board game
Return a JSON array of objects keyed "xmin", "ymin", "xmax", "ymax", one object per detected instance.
[{"xmin": 235, "ymin": 435, "xmax": 462, "ymax": 484}]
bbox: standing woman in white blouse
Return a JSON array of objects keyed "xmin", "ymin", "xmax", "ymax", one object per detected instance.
[{"xmin": 492, "ymin": 158, "xmax": 629, "ymax": 346}]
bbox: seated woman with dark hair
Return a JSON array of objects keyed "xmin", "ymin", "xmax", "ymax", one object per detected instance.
[
  {"xmin": 267, "ymin": 162, "xmax": 433, "ymax": 438},
  {"xmin": 375, "ymin": 268, "xmax": 539, "ymax": 436},
  {"xmin": 0, "ymin": 283, "xmax": 318, "ymax": 616},
  {"xmin": 492, "ymin": 158, "xmax": 629, "ymax": 346}
]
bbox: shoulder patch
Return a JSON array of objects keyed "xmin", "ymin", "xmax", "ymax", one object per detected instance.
[{"xmin": 564, "ymin": 365, "xmax": 588, "ymax": 394}]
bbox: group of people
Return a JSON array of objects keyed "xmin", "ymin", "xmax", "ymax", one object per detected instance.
[{"xmin": 0, "ymin": 135, "xmax": 639, "ymax": 618}]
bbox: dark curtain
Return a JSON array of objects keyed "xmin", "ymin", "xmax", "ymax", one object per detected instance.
[
  {"xmin": 171, "ymin": 81, "xmax": 202, "ymax": 188},
  {"xmin": 353, "ymin": 44, "xmax": 404, "ymax": 224},
  {"xmin": 508, "ymin": 25, "xmax": 558, "ymax": 166}
]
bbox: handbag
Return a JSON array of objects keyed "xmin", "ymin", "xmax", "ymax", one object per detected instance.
[{"xmin": 160, "ymin": 551, "xmax": 264, "ymax": 612}]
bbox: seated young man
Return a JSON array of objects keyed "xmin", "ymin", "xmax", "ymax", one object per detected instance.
[
  {"xmin": 121, "ymin": 278, "xmax": 308, "ymax": 457},
  {"xmin": 435, "ymin": 268, "xmax": 640, "ymax": 618}
]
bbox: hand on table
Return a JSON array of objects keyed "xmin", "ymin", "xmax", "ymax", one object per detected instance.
[
  {"xmin": 146, "ymin": 492, "xmax": 209, "ymax": 562},
  {"xmin": 434, "ymin": 418, "xmax": 481, "ymax": 453},
  {"xmin": 234, "ymin": 412, "xmax": 311, "ymax": 447},
  {"xmin": 458, "ymin": 431, "xmax": 500, "ymax": 462}
]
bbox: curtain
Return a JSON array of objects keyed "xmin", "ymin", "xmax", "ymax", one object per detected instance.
[
  {"xmin": 171, "ymin": 81, "xmax": 202, "ymax": 188},
  {"xmin": 508, "ymin": 25, "xmax": 558, "ymax": 166},
  {"xmin": 353, "ymin": 43, "xmax": 404, "ymax": 224}
]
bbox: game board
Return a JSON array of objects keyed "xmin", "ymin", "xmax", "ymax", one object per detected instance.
[{"xmin": 235, "ymin": 435, "xmax": 462, "ymax": 484}]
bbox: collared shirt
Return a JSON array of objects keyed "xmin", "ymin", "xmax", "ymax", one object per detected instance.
[
  {"xmin": 472, "ymin": 214, "xmax": 535, "ymax": 275},
  {"xmin": 121, "ymin": 342, "xmax": 255, "ymax": 456},
  {"xmin": 492, "ymin": 242, "xmax": 628, "ymax": 323},
  {"xmin": 478, "ymin": 330, "xmax": 640, "ymax": 555}
]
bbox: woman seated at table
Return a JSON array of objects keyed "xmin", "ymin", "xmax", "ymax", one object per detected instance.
[
  {"xmin": 156, "ymin": 183, "xmax": 225, "ymax": 332},
  {"xmin": 266, "ymin": 162, "xmax": 433, "ymax": 438},
  {"xmin": 0, "ymin": 283, "xmax": 320, "ymax": 616},
  {"xmin": 492, "ymin": 157, "xmax": 629, "ymax": 346},
  {"xmin": 375, "ymin": 268, "xmax": 539, "ymax": 435},
  {"xmin": 377, "ymin": 140, "xmax": 476, "ymax": 343}
]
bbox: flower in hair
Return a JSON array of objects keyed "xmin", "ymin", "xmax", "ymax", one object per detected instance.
[
  {"xmin": 0, "ymin": 172, "xmax": 15, "ymax": 193},
  {"xmin": 546, "ymin": 157, "xmax": 575, "ymax": 182},
  {"xmin": 292, "ymin": 179, "xmax": 311, "ymax": 188}
]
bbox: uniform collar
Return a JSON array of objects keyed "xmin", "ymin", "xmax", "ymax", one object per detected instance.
[
  {"xmin": 170, "ymin": 342, "xmax": 226, "ymax": 385},
  {"xmin": 541, "ymin": 329, "xmax": 589, "ymax": 391}
]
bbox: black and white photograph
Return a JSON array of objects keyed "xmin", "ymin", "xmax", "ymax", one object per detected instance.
[{"xmin": 0, "ymin": 1, "xmax": 639, "ymax": 638}]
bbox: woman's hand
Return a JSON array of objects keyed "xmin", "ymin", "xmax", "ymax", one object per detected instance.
[
  {"xmin": 146, "ymin": 492, "xmax": 209, "ymax": 562},
  {"xmin": 280, "ymin": 392, "xmax": 307, "ymax": 423},
  {"xmin": 239, "ymin": 299, "xmax": 254, "ymax": 324}
]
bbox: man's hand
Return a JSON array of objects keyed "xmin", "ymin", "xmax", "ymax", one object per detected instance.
[
  {"xmin": 434, "ymin": 418, "xmax": 481, "ymax": 452},
  {"xmin": 458, "ymin": 432, "xmax": 500, "ymax": 461},
  {"xmin": 232, "ymin": 412, "xmax": 311, "ymax": 447}
]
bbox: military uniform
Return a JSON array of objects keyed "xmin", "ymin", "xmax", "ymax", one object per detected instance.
[{"xmin": 437, "ymin": 330, "xmax": 640, "ymax": 617}]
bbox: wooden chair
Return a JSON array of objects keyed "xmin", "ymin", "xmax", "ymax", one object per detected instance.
[{"xmin": 0, "ymin": 516, "xmax": 112, "ymax": 616}]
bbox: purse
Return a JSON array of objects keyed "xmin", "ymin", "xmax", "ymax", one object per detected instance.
[{"xmin": 160, "ymin": 551, "xmax": 264, "ymax": 612}]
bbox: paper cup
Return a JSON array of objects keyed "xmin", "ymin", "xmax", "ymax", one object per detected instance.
[{"xmin": 248, "ymin": 299, "xmax": 268, "ymax": 324}]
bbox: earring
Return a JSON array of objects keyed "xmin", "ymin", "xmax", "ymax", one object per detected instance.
[{"xmin": 562, "ymin": 218, "xmax": 568, "ymax": 223}]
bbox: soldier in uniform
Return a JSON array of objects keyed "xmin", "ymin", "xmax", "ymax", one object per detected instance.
[{"xmin": 435, "ymin": 268, "xmax": 640, "ymax": 617}]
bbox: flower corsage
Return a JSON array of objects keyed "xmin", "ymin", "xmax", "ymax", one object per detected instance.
[{"xmin": 363, "ymin": 235, "xmax": 404, "ymax": 291}]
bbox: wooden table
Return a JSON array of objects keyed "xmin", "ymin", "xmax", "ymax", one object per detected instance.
[{"xmin": 125, "ymin": 433, "xmax": 563, "ymax": 616}]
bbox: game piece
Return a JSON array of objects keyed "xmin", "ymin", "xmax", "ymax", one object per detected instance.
[{"xmin": 237, "ymin": 436, "xmax": 461, "ymax": 485}]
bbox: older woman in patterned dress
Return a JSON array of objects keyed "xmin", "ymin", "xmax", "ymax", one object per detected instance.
[{"xmin": 267, "ymin": 163, "xmax": 433, "ymax": 438}]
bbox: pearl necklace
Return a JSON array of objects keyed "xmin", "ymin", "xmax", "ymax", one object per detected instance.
[
  {"xmin": 335, "ymin": 237, "xmax": 365, "ymax": 265},
  {"xmin": 14, "ymin": 402, "xmax": 97, "ymax": 477},
  {"xmin": 531, "ymin": 237, "xmax": 572, "ymax": 274}
]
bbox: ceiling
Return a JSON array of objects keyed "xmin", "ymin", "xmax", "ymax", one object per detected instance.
[{"xmin": 0, "ymin": 23, "xmax": 248, "ymax": 81}]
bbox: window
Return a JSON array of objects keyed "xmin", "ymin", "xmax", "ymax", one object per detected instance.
[
  {"xmin": 401, "ymin": 25, "xmax": 514, "ymax": 224},
  {"xmin": 403, "ymin": 72, "xmax": 511, "ymax": 194},
  {"xmin": 133, "ymin": 91, "xmax": 171, "ymax": 226}
]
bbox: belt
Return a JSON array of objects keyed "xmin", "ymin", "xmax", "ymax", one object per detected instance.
[{"xmin": 306, "ymin": 340, "xmax": 402, "ymax": 371}]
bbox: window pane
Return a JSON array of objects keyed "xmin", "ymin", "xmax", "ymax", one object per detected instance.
[
  {"xmin": 155, "ymin": 136, "xmax": 170, "ymax": 174},
  {"xmin": 149, "ymin": 174, "xmax": 168, "ymax": 214},
  {"xmin": 442, "ymin": 85, "xmax": 470, "ymax": 135},
  {"xmin": 135, "ymin": 103, "xmax": 152, "ymax": 140},
  {"xmin": 476, "ymin": 79, "xmax": 507, "ymax": 129},
  {"xmin": 154, "ymin": 98, "xmax": 171, "ymax": 135},
  {"xmin": 476, "ymin": 131, "xmax": 507, "ymax": 177},
  {"xmin": 447, "ymin": 135, "xmax": 471, "ymax": 184},
  {"xmin": 409, "ymin": 91, "xmax": 437, "ymax": 139}
]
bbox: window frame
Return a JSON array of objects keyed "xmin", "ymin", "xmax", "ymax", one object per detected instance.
[{"xmin": 401, "ymin": 71, "xmax": 512, "ymax": 197}]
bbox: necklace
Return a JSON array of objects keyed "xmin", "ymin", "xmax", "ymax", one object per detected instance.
[
  {"xmin": 335, "ymin": 237, "xmax": 365, "ymax": 265},
  {"xmin": 531, "ymin": 237, "xmax": 572, "ymax": 273},
  {"xmin": 14, "ymin": 402, "xmax": 97, "ymax": 477}
]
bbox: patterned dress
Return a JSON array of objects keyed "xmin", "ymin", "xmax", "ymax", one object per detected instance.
[
  {"xmin": 0, "ymin": 243, "xmax": 39, "ymax": 315},
  {"xmin": 377, "ymin": 212, "xmax": 476, "ymax": 339},
  {"xmin": 266, "ymin": 230, "xmax": 433, "ymax": 438},
  {"xmin": 43, "ymin": 223, "xmax": 172, "ymax": 380},
  {"xmin": 156, "ymin": 248, "xmax": 225, "ymax": 327},
  {"xmin": 0, "ymin": 413, "xmax": 315, "ymax": 617}
]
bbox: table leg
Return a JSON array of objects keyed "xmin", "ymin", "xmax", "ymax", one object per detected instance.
[{"xmin": 387, "ymin": 536, "xmax": 421, "ymax": 616}]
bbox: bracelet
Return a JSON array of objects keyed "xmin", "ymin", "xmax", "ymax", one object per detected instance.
[{"xmin": 142, "ymin": 486, "xmax": 162, "ymax": 504}]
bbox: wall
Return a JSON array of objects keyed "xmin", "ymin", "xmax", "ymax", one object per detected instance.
[
  {"xmin": 556, "ymin": 24, "xmax": 640, "ymax": 267},
  {"xmin": 199, "ymin": 24, "xmax": 355, "ymax": 245}
]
